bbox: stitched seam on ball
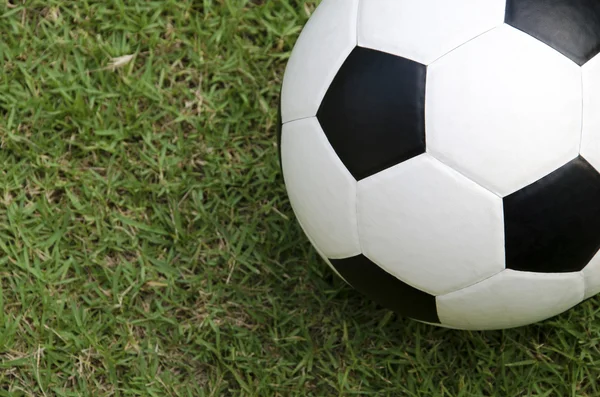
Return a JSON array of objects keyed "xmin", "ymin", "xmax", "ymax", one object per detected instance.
[
  {"xmin": 428, "ymin": 25, "xmax": 502, "ymax": 67},
  {"xmin": 282, "ymin": 115, "xmax": 315, "ymax": 126},
  {"xmin": 427, "ymin": 153, "xmax": 503, "ymax": 199},
  {"xmin": 436, "ymin": 268, "xmax": 506, "ymax": 299}
]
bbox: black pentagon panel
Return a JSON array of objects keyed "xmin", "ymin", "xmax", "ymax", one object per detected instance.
[
  {"xmin": 506, "ymin": 0, "xmax": 600, "ymax": 65},
  {"xmin": 317, "ymin": 47, "xmax": 426, "ymax": 181},
  {"xmin": 330, "ymin": 254, "xmax": 440, "ymax": 323},
  {"xmin": 504, "ymin": 156, "xmax": 600, "ymax": 273}
]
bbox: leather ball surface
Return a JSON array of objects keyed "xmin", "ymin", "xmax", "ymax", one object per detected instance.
[{"xmin": 278, "ymin": 0, "xmax": 600, "ymax": 330}]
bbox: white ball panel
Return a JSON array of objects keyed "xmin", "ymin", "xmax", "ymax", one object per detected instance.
[
  {"xmin": 297, "ymin": 217, "xmax": 349, "ymax": 284},
  {"xmin": 280, "ymin": 0, "xmax": 359, "ymax": 123},
  {"xmin": 358, "ymin": 0, "xmax": 505, "ymax": 65},
  {"xmin": 427, "ymin": 24, "xmax": 582, "ymax": 197},
  {"xmin": 281, "ymin": 117, "xmax": 361, "ymax": 259},
  {"xmin": 582, "ymin": 55, "xmax": 600, "ymax": 172},
  {"xmin": 357, "ymin": 154, "xmax": 505, "ymax": 296},
  {"xmin": 437, "ymin": 270, "xmax": 585, "ymax": 330},
  {"xmin": 582, "ymin": 251, "xmax": 600, "ymax": 300}
]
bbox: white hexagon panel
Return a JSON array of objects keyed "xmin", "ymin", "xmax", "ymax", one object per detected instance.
[
  {"xmin": 427, "ymin": 24, "xmax": 582, "ymax": 197},
  {"xmin": 356, "ymin": 154, "xmax": 505, "ymax": 296},
  {"xmin": 437, "ymin": 270, "xmax": 585, "ymax": 330},
  {"xmin": 281, "ymin": 118, "xmax": 361, "ymax": 259},
  {"xmin": 358, "ymin": 0, "xmax": 506, "ymax": 64},
  {"xmin": 582, "ymin": 54, "xmax": 600, "ymax": 173},
  {"xmin": 298, "ymin": 218, "xmax": 349, "ymax": 284},
  {"xmin": 280, "ymin": 0, "xmax": 359, "ymax": 123}
]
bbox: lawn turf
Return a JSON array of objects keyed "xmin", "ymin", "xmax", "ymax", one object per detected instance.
[{"xmin": 1, "ymin": 0, "xmax": 600, "ymax": 395}]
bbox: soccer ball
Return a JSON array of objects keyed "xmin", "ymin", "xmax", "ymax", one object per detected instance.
[{"xmin": 278, "ymin": 0, "xmax": 600, "ymax": 330}]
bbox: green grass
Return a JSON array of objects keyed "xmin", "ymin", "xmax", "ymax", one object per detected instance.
[{"xmin": 1, "ymin": 0, "xmax": 600, "ymax": 395}]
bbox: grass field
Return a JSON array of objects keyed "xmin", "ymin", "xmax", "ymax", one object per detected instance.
[{"xmin": 1, "ymin": 0, "xmax": 600, "ymax": 395}]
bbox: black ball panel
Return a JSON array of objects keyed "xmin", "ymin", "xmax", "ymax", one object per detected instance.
[
  {"xmin": 317, "ymin": 47, "xmax": 426, "ymax": 181},
  {"xmin": 506, "ymin": 0, "xmax": 600, "ymax": 65},
  {"xmin": 330, "ymin": 254, "xmax": 440, "ymax": 323},
  {"xmin": 504, "ymin": 156, "xmax": 600, "ymax": 273}
]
